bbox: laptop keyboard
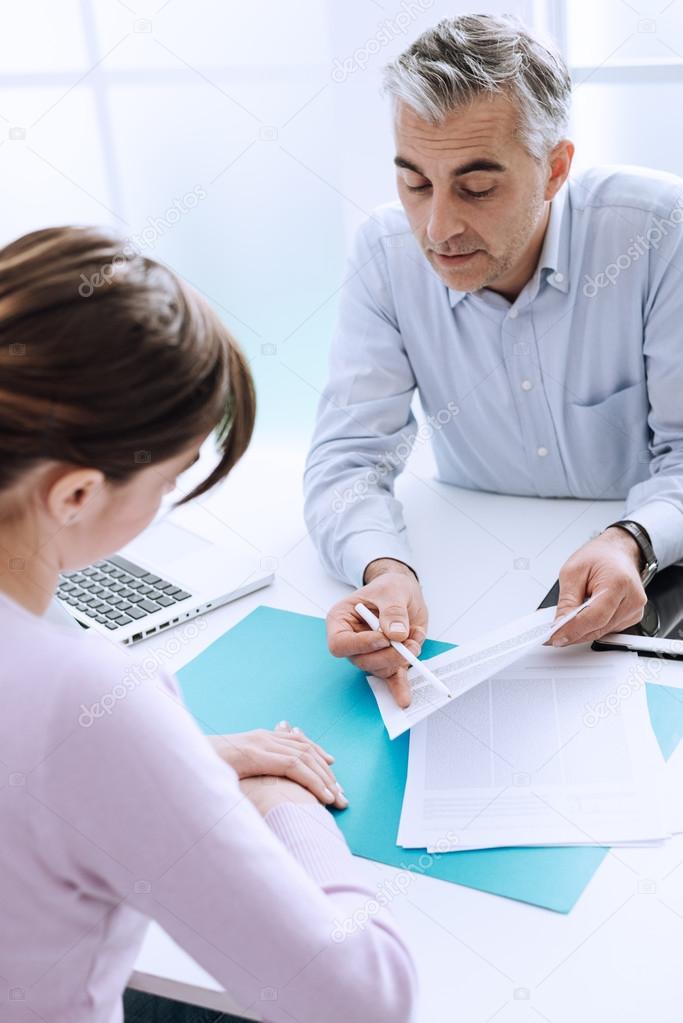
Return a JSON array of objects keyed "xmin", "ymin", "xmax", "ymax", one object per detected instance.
[{"xmin": 57, "ymin": 554, "xmax": 192, "ymax": 632}]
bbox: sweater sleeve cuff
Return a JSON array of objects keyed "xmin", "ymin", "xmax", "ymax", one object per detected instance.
[
  {"xmin": 622, "ymin": 499, "xmax": 683, "ymax": 570},
  {"xmin": 264, "ymin": 803, "xmax": 367, "ymax": 888},
  {"xmin": 341, "ymin": 530, "xmax": 416, "ymax": 588}
]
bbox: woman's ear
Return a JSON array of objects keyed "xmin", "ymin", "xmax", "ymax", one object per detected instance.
[{"xmin": 45, "ymin": 467, "xmax": 106, "ymax": 527}]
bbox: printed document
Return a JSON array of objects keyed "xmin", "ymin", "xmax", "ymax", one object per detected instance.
[
  {"xmin": 368, "ymin": 601, "xmax": 592, "ymax": 739},
  {"xmin": 397, "ymin": 647, "xmax": 668, "ymax": 851}
]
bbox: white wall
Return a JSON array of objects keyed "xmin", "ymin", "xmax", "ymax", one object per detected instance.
[{"xmin": 1, "ymin": 0, "xmax": 681, "ymax": 443}]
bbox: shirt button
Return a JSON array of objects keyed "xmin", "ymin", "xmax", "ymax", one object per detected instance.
[
  {"xmin": 508, "ymin": 308, "xmax": 518, "ymax": 319},
  {"xmin": 553, "ymin": 272, "xmax": 564, "ymax": 283},
  {"xmin": 521, "ymin": 379, "xmax": 533, "ymax": 391},
  {"xmin": 537, "ymin": 446, "xmax": 549, "ymax": 458}
]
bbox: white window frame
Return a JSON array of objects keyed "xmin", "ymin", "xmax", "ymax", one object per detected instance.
[{"xmin": 541, "ymin": 0, "xmax": 683, "ymax": 86}]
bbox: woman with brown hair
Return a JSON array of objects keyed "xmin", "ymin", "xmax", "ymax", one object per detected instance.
[{"xmin": 0, "ymin": 227, "xmax": 416, "ymax": 1023}]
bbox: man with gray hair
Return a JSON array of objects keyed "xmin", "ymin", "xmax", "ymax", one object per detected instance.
[{"xmin": 304, "ymin": 13, "xmax": 683, "ymax": 706}]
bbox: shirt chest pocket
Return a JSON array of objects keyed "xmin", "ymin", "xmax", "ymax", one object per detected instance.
[{"xmin": 563, "ymin": 380, "xmax": 650, "ymax": 496}]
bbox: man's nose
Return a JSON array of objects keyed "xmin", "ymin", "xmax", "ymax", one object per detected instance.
[{"xmin": 425, "ymin": 191, "xmax": 467, "ymax": 248}]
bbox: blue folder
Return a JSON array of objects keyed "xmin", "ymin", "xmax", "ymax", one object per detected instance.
[{"xmin": 177, "ymin": 605, "xmax": 683, "ymax": 914}]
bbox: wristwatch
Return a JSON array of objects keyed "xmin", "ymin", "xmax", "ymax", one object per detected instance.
[{"xmin": 606, "ymin": 519, "xmax": 658, "ymax": 586}]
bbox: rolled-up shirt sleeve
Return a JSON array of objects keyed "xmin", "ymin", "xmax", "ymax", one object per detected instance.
[
  {"xmin": 624, "ymin": 203, "xmax": 683, "ymax": 569},
  {"xmin": 304, "ymin": 216, "xmax": 418, "ymax": 586}
]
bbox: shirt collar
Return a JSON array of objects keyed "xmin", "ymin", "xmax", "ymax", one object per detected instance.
[
  {"xmin": 447, "ymin": 184, "xmax": 570, "ymax": 308},
  {"xmin": 537, "ymin": 183, "xmax": 570, "ymax": 292}
]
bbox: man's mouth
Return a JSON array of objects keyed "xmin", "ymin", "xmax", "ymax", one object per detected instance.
[{"xmin": 432, "ymin": 249, "xmax": 482, "ymax": 267}]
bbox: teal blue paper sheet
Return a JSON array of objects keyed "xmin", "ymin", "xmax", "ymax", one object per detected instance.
[{"xmin": 177, "ymin": 605, "xmax": 683, "ymax": 914}]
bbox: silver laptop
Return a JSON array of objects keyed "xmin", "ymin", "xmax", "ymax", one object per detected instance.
[{"xmin": 56, "ymin": 518, "xmax": 273, "ymax": 645}]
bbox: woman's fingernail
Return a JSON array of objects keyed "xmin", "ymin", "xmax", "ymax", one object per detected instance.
[
  {"xmin": 554, "ymin": 637, "xmax": 569, "ymax": 647},
  {"xmin": 290, "ymin": 726, "xmax": 301, "ymax": 735},
  {"xmin": 389, "ymin": 621, "xmax": 405, "ymax": 634},
  {"xmin": 323, "ymin": 787, "xmax": 335, "ymax": 802},
  {"xmin": 276, "ymin": 720, "xmax": 289, "ymax": 730}
]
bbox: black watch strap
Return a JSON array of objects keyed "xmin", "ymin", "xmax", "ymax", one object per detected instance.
[{"xmin": 606, "ymin": 520, "xmax": 658, "ymax": 586}]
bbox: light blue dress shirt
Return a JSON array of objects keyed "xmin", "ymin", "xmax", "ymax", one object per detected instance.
[{"xmin": 304, "ymin": 165, "xmax": 683, "ymax": 586}]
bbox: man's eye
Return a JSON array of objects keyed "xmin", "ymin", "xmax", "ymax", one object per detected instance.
[
  {"xmin": 464, "ymin": 187, "xmax": 496, "ymax": 199},
  {"xmin": 405, "ymin": 181, "xmax": 431, "ymax": 193}
]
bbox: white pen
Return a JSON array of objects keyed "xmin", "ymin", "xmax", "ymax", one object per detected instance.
[{"xmin": 354, "ymin": 602, "xmax": 452, "ymax": 700}]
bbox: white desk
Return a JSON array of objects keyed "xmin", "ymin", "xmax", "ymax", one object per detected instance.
[{"xmin": 129, "ymin": 439, "xmax": 683, "ymax": 1022}]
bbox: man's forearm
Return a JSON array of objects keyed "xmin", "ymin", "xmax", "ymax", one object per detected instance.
[
  {"xmin": 363, "ymin": 557, "xmax": 418, "ymax": 585},
  {"xmin": 624, "ymin": 469, "xmax": 683, "ymax": 572}
]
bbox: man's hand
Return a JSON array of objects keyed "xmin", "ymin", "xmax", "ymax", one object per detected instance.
[
  {"xmin": 550, "ymin": 527, "xmax": 647, "ymax": 646},
  {"xmin": 326, "ymin": 558, "xmax": 428, "ymax": 708}
]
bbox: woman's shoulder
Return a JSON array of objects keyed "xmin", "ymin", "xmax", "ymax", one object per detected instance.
[{"xmin": 0, "ymin": 593, "xmax": 180, "ymax": 732}]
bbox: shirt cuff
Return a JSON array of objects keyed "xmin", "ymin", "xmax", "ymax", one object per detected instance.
[
  {"xmin": 341, "ymin": 530, "xmax": 416, "ymax": 588},
  {"xmin": 264, "ymin": 803, "xmax": 365, "ymax": 888},
  {"xmin": 622, "ymin": 499, "xmax": 683, "ymax": 570}
]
